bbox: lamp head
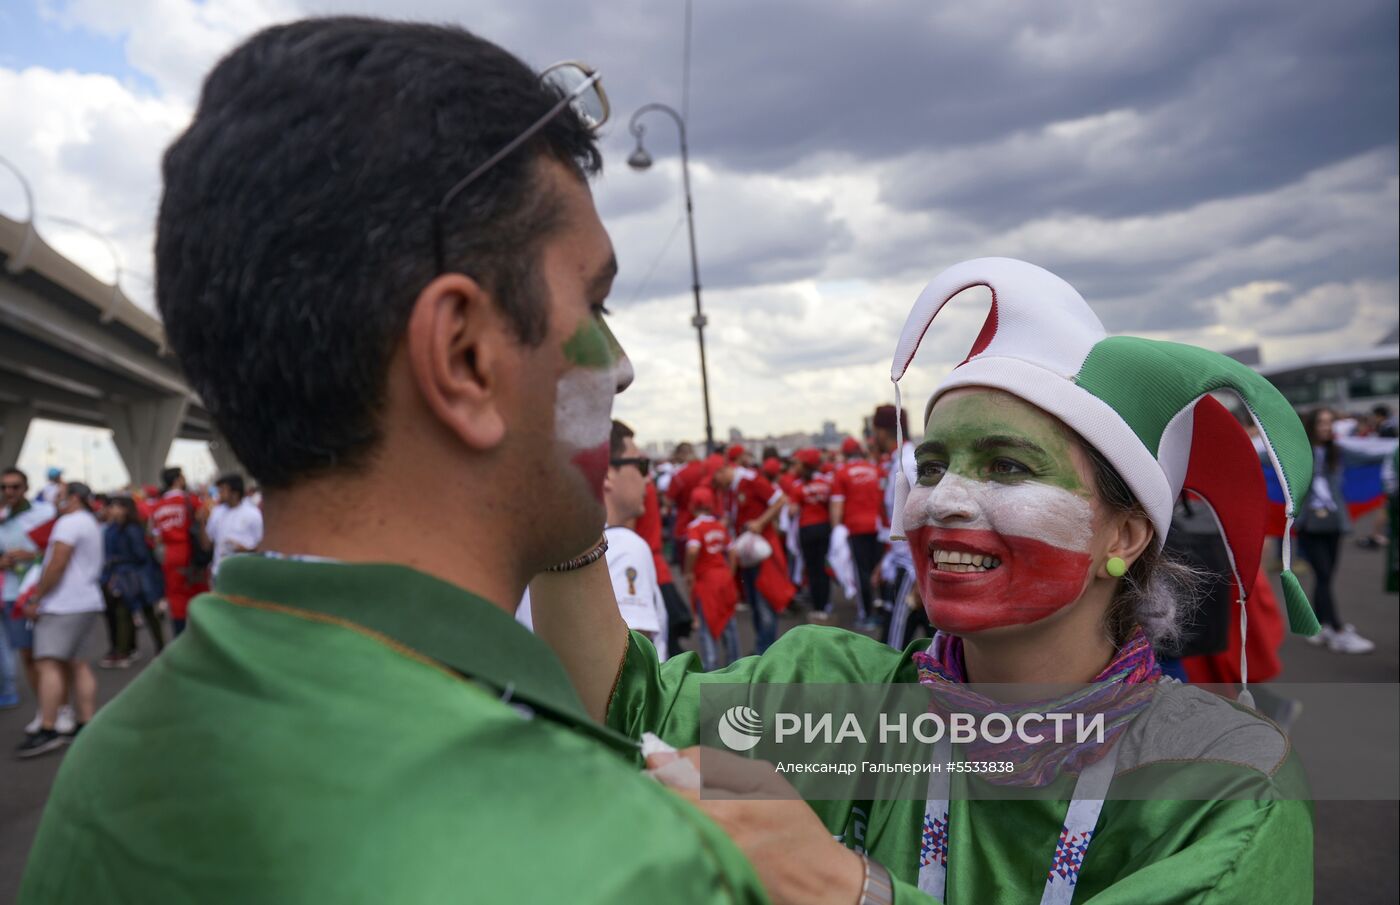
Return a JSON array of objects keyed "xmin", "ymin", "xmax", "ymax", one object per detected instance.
[{"xmin": 627, "ymin": 142, "xmax": 653, "ymax": 171}]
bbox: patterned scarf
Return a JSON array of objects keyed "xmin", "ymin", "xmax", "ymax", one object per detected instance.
[{"xmin": 912, "ymin": 626, "xmax": 1161, "ymax": 787}]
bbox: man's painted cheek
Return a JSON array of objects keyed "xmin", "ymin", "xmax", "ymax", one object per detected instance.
[
  {"xmin": 905, "ymin": 476, "xmax": 1095, "ymax": 634},
  {"xmin": 556, "ymin": 318, "xmax": 623, "ymax": 500}
]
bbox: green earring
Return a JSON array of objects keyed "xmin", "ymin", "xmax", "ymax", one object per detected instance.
[{"xmin": 1106, "ymin": 556, "xmax": 1127, "ymax": 578}]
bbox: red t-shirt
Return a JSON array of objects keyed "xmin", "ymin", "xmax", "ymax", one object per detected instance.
[
  {"xmin": 635, "ymin": 482, "xmax": 674, "ymax": 585},
  {"xmin": 832, "ymin": 460, "xmax": 883, "ymax": 535},
  {"xmin": 151, "ymin": 490, "xmax": 193, "ymax": 549},
  {"xmin": 777, "ymin": 474, "xmax": 801, "ymax": 501},
  {"xmin": 728, "ymin": 468, "xmax": 783, "ymax": 529},
  {"xmin": 666, "ymin": 461, "xmax": 706, "ymax": 536},
  {"xmin": 795, "ymin": 474, "xmax": 834, "ymax": 528},
  {"xmin": 685, "ymin": 515, "xmax": 731, "ymax": 576}
]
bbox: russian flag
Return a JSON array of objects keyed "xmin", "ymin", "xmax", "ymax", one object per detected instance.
[{"xmin": 1264, "ymin": 461, "xmax": 1386, "ymax": 536}]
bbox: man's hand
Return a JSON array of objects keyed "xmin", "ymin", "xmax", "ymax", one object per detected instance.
[
  {"xmin": 646, "ymin": 746, "xmax": 864, "ymax": 905},
  {"xmin": 18, "ymin": 586, "xmax": 40, "ymax": 620},
  {"xmin": 745, "ymin": 521, "xmax": 763, "ymax": 535}
]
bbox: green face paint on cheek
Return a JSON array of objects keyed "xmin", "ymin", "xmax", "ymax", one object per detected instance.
[{"xmin": 563, "ymin": 317, "xmax": 616, "ymax": 370}]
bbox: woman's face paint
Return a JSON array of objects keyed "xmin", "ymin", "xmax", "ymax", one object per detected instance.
[
  {"xmin": 556, "ymin": 313, "xmax": 633, "ymax": 500},
  {"xmin": 905, "ymin": 390, "xmax": 1097, "ymax": 634}
]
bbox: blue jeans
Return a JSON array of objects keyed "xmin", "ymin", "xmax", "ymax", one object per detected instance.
[
  {"xmin": 695, "ymin": 603, "xmax": 740, "ymax": 671},
  {"xmin": 0, "ymin": 605, "xmax": 19, "ymax": 705},
  {"xmin": 740, "ymin": 565, "xmax": 778, "ymax": 654}
]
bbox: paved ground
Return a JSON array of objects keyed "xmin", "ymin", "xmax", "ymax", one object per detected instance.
[{"xmin": 2, "ymin": 542, "xmax": 1396, "ymax": 902}]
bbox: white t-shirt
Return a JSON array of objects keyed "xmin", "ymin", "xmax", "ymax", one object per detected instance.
[
  {"xmin": 1, "ymin": 501, "xmax": 54, "ymax": 603},
  {"xmin": 210, "ymin": 499, "xmax": 264, "ymax": 576},
  {"xmin": 604, "ymin": 525, "xmax": 668, "ymax": 661},
  {"xmin": 514, "ymin": 527, "xmax": 670, "ymax": 662},
  {"xmin": 39, "ymin": 509, "xmax": 105, "ymax": 615}
]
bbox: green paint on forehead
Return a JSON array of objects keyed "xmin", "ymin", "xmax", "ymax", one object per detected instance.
[
  {"xmin": 563, "ymin": 316, "xmax": 617, "ymax": 370},
  {"xmin": 922, "ymin": 391, "xmax": 1088, "ymax": 494}
]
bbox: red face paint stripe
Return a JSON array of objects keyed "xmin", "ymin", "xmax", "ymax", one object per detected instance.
[
  {"xmin": 571, "ymin": 443, "xmax": 611, "ymax": 501},
  {"xmin": 908, "ymin": 525, "xmax": 1091, "ymax": 634}
]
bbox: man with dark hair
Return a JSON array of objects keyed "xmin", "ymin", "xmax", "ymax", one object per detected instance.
[
  {"xmin": 16, "ymin": 482, "xmax": 104, "ymax": 757},
  {"xmin": 2, "ymin": 467, "xmax": 44, "ymax": 712},
  {"xmin": 602, "ymin": 420, "xmax": 669, "ymax": 658},
  {"xmin": 208, "ymin": 473, "xmax": 262, "ymax": 577},
  {"xmin": 831, "ymin": 436, "xmax": 886, "ymax": 630},
  {"xmin": 149, "ymin": 465, "xmax": 204, "ymax": 634},
  {"xmin": 22, "ymin": 17, "xmax": 762, "ymax": 904},
  {"xmin": 2, "ymin": 468, "xmax": 61, "ymax": 727}
]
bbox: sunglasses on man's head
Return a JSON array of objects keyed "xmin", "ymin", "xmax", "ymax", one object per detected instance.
[
  {"xmin": 610, "ymin": 457, "xmax": 650, "ymax": 477},
  {"xmin": 432, "ymin": 61, "xmax": 608, "ymax": 274}
]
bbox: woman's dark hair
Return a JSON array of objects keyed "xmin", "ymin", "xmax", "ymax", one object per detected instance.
[
  {"xmin": 1081, "ymin": 443, "xmax": 1199, "ymax": 650},
  {"xmin": 156, "ymin": 17, "xmax": 601, "ymax": 489},
  {"xmin": 1302, "ymin": 408, "xmax": 1340, "ymax": 471},
  {"xmin": 108, "ymin": 497, "xmax": 139, "ymax": 524}
]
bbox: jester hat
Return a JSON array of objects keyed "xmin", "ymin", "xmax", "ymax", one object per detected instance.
[{"xmin": 889, "ymin": 257, "xmax": 1318, "ymax": 637}]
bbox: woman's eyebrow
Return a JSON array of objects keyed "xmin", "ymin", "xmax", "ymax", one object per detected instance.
[
  {"xmin": 972, "ymin": 435, "xmax": 1048, "ymax": 455},
  {"xmin": 915, "ymin": 441, "xmax": 945, "ymax": 458}
]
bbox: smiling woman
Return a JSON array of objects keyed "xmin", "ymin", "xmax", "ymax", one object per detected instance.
[{"xmin": 535, "ymin": 257, "xmax": 1320, "ymax": 905}]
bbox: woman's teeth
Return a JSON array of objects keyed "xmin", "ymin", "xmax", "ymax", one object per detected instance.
[{"xmin": 930, "ymin": 548, "xmax": 1001, "ymax": 572}]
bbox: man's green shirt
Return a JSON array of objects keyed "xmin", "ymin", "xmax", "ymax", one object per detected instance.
[{"xmin": 21, "ymin": 556, "xmax": 766, "ymax": 903}]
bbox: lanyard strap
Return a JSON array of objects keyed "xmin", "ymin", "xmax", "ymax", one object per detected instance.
[{"xmin": 917, "ymin": 736, "xmax": 1121, "ymax": 905}]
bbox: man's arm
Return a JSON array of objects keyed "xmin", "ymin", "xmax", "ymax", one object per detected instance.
[
  {"xmin": 829, "ymin": 498, "xmax": 844, "ymax": 528},
  {"xmin": 683, "ymin": 544, "xmax": 699, "ymax": 583},
  {"xmin": 24, "ymin": 543, "xmax": 73, "ymax": 617},
  {"xmin": 529, "ymin": 555, "xmax": 629, "ymax": 725},
  {"xmin": 746, "ymin": 493, "xmax": 787, "ymax": 535}
]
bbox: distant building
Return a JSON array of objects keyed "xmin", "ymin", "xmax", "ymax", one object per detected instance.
[{"xmin": 1255, "ymin": 344, "xmax": 1399, "ymax": 415}]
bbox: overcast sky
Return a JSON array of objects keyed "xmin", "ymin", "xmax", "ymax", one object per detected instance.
[{"xmin": 2, "ymin": 0, "xmax": 1396, "ymax": 487}]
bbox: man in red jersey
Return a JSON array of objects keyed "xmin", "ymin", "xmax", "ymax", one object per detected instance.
[
  {"xmin": 683, "ymin": 487, "xmax": 738, "ymax": 669},
  {"xmin": 790, "ymin": 448, "xmax": 836, "ymax": 620},
  {"xmin": 664, "ymin": 443, "xmax": 704, "ymax": 566},
  {"xmin": 832, "ymin": 436, "xmax": 885, "ymax": 630},
  {"xmin": 709, "ymin": 456, "xmax": 792, "ymax": 653},
  {"xmin": 149, "ymin": 467, "xmax": 208, "ymax": 635}
]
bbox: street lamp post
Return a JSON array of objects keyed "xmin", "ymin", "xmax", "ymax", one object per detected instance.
[{"xmin": 627, "ymin": 103, "xmax": 716, "ymax": 455}]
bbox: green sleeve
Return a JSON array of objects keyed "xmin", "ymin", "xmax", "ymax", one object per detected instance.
[
  {"xmin": 1079, "ymin": 798, "xmax": 1313, "ymax": 905},
  {"xmin": 607, "ymin": 625, "xmax": 924, "ymax": 746}
]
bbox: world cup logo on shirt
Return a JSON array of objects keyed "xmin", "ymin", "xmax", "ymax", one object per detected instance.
[
  {"xmin": 625, "ymin": 567, "xmax": 638, "ymax": 595},
  {"xmin": 717, "ymin": 705, "xmax": 764, "ymax": 752}
]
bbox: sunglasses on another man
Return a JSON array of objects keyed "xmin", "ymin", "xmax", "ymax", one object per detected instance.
[{"xmin": 610, "ymin": 457, "xmax": 650, "ymax": 477}]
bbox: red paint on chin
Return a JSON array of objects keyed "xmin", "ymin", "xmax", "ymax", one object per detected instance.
[
  {"xmin": 907, "ymin": 525, "xmax": 1091, "ymax": 634},
  {"xmin": 571, "ymin": 443, "xmax": 611, "ymax": 501}
]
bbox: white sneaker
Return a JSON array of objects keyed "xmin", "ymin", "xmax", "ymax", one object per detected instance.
[
  {"xmin": 24, "ymin": 711, "xmax": 42, "ymax": 734},
  {"xmin": 1306, "ymin": 626, "xmax": 1336, "ymax": 647},
  {"xmin": 1328, "ymin": 625, "xmax": 1376, "ymax": 655},
  {"xmin": 55, "ymin": 705, "xmax": 76, "ymax": 734}
]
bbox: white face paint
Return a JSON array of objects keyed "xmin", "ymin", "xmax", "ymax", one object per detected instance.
[
  {"xmin": 905, "ymin": 473, "xmax": 1094, "ymax": 553},
  {"xmin": 554, "ymin": 325, "xmax": 634, "ymax": 501}
]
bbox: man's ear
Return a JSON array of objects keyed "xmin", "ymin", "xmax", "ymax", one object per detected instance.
[
  {"xmin": 1098, "ymin": 511, "xmax": 1155, "ymax": 579},
  {"xmin": 405, "ymin": 273, "xmax": 511, "ymax": 451}
]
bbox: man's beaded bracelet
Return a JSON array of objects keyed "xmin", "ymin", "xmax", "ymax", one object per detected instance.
[{"xmin": 544, "ymin": 535, "xmax": 609, "ymax": 572}]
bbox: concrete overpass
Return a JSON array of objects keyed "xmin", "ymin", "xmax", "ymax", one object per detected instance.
[{"xmin": 0, "ymin": 209, "xmax": 240, "ymax": 485}]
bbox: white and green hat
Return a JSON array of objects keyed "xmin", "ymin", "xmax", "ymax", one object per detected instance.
[{"xmin": 889, "ymin": 257, "xmax": 1318, "ymax": 636}]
